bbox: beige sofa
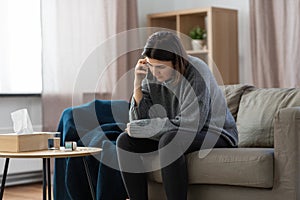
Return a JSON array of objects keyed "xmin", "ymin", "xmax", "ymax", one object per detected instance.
[{"xmin": 147, "ymin": 84, "xmax": 300, "ymax": 200}]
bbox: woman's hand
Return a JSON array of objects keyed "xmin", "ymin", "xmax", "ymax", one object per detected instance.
[
  {"xmin": 133, "ymin": 58, "xmax": 149, "ymax": 104},
  {"xmin": 134, "ymin": 58, "xmax": 149, "ymax": 87},
  {"xmin": 125, "ymin": 123, "xmax": 131, "ymax": 134}
]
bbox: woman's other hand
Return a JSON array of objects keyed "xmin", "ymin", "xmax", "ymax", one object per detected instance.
[{"xmin": 125, "ymin": 123, "xmax": 131, "ymax": 135}]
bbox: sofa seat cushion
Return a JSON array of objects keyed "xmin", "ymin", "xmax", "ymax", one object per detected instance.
[{"xmin": 147, "ymin": 148, "xmax": 274, "ymax": 189}]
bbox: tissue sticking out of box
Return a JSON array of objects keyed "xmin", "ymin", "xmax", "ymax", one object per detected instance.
[{"xmin": 11, "ymin": 108, "xmax": 34, "ymax": 134}]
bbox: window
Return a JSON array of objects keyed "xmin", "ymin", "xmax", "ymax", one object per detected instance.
[{"xmin": 0, "ymin": 0, "xmax": 42, "ymax": 94}]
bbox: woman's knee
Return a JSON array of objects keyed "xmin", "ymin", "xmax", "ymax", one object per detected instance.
[{"xmin": 116, "ymin": 132, "xmax": 131, "ymax": 150}]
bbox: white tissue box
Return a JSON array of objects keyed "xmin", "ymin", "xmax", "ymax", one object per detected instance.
[{"xmin": 0, "ymin": 132, "xmax": 55, "ymax": 152}]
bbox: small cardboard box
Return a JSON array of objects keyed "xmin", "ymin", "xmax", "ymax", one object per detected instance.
[{"xmin": 0, "ymin": 132, "xmax": 55, "ymax": 152}]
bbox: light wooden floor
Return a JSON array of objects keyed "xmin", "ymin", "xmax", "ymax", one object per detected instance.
[
  {"xmin": 3, "ymin": 183, "xmax": 43, "ymax": 200},
  {"xmin": 2, "ymin": 183, "xmax": 128, "ymax": 200}
]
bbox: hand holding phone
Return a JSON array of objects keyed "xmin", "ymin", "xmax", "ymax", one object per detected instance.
[{"xmin": 134, "ymin": 58, "xmax": 149, "ymax": 84}]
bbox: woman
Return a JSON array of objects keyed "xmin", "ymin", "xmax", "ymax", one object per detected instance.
[{"xmin": 116, "ymin": 31, "xmax": 238, "ymax": 200}]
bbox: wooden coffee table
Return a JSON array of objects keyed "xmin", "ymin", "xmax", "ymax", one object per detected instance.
[{"xmin": 0, "ymin": 147, "xmax": 102, "ymax": 200}]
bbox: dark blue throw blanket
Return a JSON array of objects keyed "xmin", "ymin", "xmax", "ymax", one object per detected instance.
[{"xmin": 53, "ymin": 100, "xmax": 129, "ymax": 200}]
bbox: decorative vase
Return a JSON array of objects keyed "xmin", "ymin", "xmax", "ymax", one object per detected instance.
[{"xmin": 191, "ymin": 39, "xmax": 206, "ymax": 51}]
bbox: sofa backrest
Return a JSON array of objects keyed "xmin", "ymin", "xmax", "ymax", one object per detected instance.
[{"xmin": 222, "ymin": 85, "xmax": 300, "ymax": 148}]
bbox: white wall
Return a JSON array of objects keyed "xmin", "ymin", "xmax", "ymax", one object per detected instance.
[{"xmin": 137, "ymin": 0, "xmax": 252, "ymax": 84}]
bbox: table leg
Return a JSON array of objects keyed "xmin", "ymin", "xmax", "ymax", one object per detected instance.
[
  {"xmin": 43, "ymin": 158, "xmax": 46, "ymax": 200},
  {"xmin": 47, "ymin": 158, "xmax": 52, "ymax": 200},
  {"xmin": 82, "ymin": 157, "xmax": 96, "ymax": 200},
  {"xmin": 0, "ymin": 158, "xmax": 10, "ymax": 200}
]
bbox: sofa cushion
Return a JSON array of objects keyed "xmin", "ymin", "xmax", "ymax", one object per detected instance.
[
  {"xmin": 147, "ymin": 148, "xmax": 274, "ymax": 189},
  {"xmin": 219, "ymin": 84, "xmax": 254, "ymax": 120},
  {"xmin": 237, "ymin": 88, "xmax": 300, "ymax": 147}
]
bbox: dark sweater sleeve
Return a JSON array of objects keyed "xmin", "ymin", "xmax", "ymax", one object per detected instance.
[{"xmin": 129, "ymin": 79, "xmax": 153, "ymax": 121}]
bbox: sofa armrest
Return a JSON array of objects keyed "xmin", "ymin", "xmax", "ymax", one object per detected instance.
[{"xmin": 273, "ymin": 106, "xmax": 300, "ymax": 195}]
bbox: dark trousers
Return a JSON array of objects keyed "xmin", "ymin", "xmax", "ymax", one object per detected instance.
[{"xmin": 116, "ymin": 130, "xmax": 231, "ymax": 200}]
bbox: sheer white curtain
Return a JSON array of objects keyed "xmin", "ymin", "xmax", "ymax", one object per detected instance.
[
  {"xmin": 250, "ymin": 0, "xmax": 300, "ymax": 88},
  {"xmin": 41, "ymin": 0, "xmax": 137, "ymax": 131}
]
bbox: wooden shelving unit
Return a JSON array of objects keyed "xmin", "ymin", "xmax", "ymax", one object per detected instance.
[{"xmin": 147, "ymin": 7, "xmax": 239, "ymax": 84}]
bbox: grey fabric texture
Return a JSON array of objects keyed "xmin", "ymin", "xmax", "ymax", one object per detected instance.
[
  {"xmin": 219, "ymin": 84, "xmax": 255, "ymax": 120},
  {"xmin": 147, "ymin": 148, "xmax": 274, "ymax": 188},
  {"xmin": 237, "ymin": 88, "xmax": 300, "ymax": 147}
]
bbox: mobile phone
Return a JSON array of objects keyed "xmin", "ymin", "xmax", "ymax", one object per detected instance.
[{"xmin": 146, "ymin": 68, "xmax": 153, "ymax": 80}]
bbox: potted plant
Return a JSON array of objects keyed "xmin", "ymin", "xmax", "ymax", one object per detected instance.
[{"xmin": 189, "ymin": 26, "xmax": 207, "ymax": 50}]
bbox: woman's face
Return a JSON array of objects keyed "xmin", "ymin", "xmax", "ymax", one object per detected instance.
[{"xmin": 146, "ymin": 58, "xmax": 174, "ymax": 82}]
